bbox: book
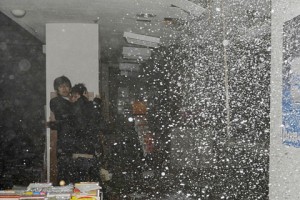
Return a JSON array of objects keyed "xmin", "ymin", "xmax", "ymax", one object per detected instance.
[
  {"xmin": 0, "ymin": 195, "xmax": 20, "ymax": 200},
  {"xmin": 19, "ymin": 195, "xmax": 44, "ymax": 200},
  {"xmin": 73, "ymin": 182, "xmax": 101, "ymax": 197},
  {"xmin": 0, "ymin": 191, "xmax": 20, "ymax": 200}
]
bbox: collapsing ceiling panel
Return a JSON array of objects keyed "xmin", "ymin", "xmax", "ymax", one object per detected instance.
[
  {"xmin": 122, "ymin": 47, "xmax": 151, "ymax": 60},
  {"xmin": 120, "ymin": 70, "xmax": 139, "ymax": 77},
  {"xmin": 119, "ymin": 63, "xmax": 140, "ymax": 71},
  {"xmin": 171, "ymin": 0, "xmax": 206, "ymax": 17},
  {"xmin": 123, "ymin": 32, "xmax": 160, "ymax": 48},
  {"xmin": 119, "ymin": 63, "xmax": 140, "ymax": 77},
  {"xmin": 238, "ymin": 23, "xmax": 270, "ymax": 42}
]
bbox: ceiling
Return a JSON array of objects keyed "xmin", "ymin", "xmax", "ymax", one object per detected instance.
[
  {"xmin": 0, "ymin": 0, "xmax": 271, "ymax": 63},
  {"xmin": 0, "ymin": 0, "xmax": 207, "ymax": 62}
]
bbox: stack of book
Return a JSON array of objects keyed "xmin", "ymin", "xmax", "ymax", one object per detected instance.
[
  {"xmin": 0, "ymin": 182, "xmax": 102, "ymax": 200},
  {"xmin": 46, "ymin": 185, "xmax": 73, "ymax": 200},
  {"xmin": 0, "ymin": 190, "xmax": 20, "ymax": 200},
  {"xmin": 72, "ymin": 182, "xmax": 102, "ymax": 200},
  {"xmin": 22, "ymin": 183, "xmax": 52, "ymax": 199}
]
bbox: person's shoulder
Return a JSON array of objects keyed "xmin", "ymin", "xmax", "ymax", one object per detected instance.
[
  {"xmin": 50, "ymin": 96, "xmax": 61, "ymax": 111},
  {"xmin": 50, "ymin": 96, "xmax": 60, "ymax": 104},
  {"xmin": 50, "ymin": 96, "xmax": 71, "ymax": 107},
  {"xmin": 93, "ymin": 97, "xmax": 102, "ymax": 105},
  {"xmin": 75, "ymin": 96, "xmax": 88, "ymax": 105}
]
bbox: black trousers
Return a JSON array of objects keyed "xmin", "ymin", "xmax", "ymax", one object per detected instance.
[
  {"xmin": 72, "ymin": 157, "xmax": 100, "ymax": 183},
  {"xmin": 57, "ymin": 154, "xmax": 74, "ymax": 185},
  {"xmin": 57, "ymin": 152, "xmax": 100, "ymax": 185}
]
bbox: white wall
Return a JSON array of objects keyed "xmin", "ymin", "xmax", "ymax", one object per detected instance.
[
  {"xmin": 45, "ymin": 23, "xmax": 99, "ymax": 181},
  {"xmin": 46, "ymin": 23, "xmax": 99, "ymax": 101},
  {"xmin": 270, "ymin": 1, "xmax": 300, "ymax": 199}
]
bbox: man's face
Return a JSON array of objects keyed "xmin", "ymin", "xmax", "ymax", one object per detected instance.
[{"xmin": 57, "ymin": 83, "xmax": 71, "ymax": 97}]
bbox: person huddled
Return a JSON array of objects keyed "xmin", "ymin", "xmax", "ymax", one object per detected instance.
[{"xmin": 70, "ymin": 83, "xmax": 103, "ymax": 182}]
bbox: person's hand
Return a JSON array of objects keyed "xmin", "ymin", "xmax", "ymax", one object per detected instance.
[
  {"xmin": 93, "ymin": 97, "xmax": 102, "ymax": 105},
  {"xmin": 83, "ymin": 91, "xmax": 89, "ymax": 99}
]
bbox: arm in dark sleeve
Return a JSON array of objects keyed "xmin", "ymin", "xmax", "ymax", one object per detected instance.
[
  {"xmin": 50, "ymin": 97, "xmax": 74, "ymax": 130},
  {"xmin": 50, "ymin": 97, "xmax": 60, "ymax": 117}
]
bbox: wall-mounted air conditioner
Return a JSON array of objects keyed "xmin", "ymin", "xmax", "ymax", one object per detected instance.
[
  {"xmin": 123, "ymin": 32, "xmax": 160, "ymax": 48},
  {"xmin": 122, "ymin": 47, "xmax": 151, "ymax": 60}
]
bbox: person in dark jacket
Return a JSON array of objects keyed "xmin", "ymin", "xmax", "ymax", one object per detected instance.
[
  {"xmin": 70, "ymin": 83, "xmax": 103, "ymax": 182},
  {"xmin": 49, "ymin": 75, "xmax": 75, "ymax": 185}
]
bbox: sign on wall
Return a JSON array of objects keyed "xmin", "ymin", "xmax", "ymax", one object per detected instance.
[{"xmin": 282, "ymin": 15, "xmax": 300, "ymax": 147}]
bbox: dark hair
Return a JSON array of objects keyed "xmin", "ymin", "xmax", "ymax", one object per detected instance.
[
  {"xmin": 53, "ymin": 75, "xmax": 71, "ymax": 91},
  {"xmin": 71, "ymin": 83, "xmax": 87, "ymax": 96}
]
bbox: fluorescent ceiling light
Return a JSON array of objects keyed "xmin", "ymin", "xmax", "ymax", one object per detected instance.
[
  {"xmin": 136, "ymin": 13, "xmax": 156, "ymax": 18},
  {"xmin": 11, "ymin": 9, "xmax": 26, "ymax": 18},
  {"xmin": 122, "ymin": 47, "xmax": 151, "ymax": 60},
  {"xmin": 136, "ymin": 13, "xmax": 156, "ymax": 22},
  {"xmin": 123, "ymin": 32, "xmax": 160, "ymax": 48}
]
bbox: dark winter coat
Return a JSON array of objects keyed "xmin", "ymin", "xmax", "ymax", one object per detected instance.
[
  {"xmin": 72, "ymin": 96, "xmax": 103, "ymax": 155},
  {"xmin": 50, "ymin": 95, "xmax": 75, "ymax": 154}
]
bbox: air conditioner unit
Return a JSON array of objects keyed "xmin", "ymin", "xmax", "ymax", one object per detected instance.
[
  {"xmin": 122, "ymin": 47, "xmax": 151, "ymax": 60},
  {"xmin": 123, "ymin": 32, "xmax": 160, "ymax": 48}
]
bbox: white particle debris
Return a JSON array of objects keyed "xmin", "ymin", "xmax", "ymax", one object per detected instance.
[{"xmin": 223, "ymin": 40, "xmax": 230, "ymax": 46}]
